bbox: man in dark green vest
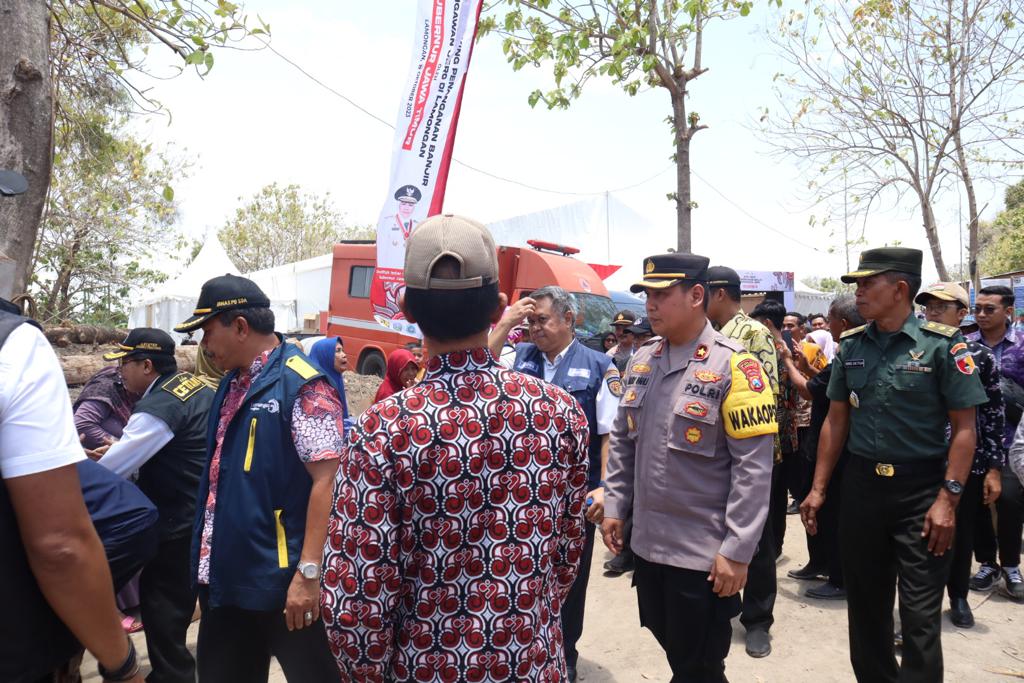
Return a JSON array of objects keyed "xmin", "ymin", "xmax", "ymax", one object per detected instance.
[{"xmin": 94, "ymin": 327, "xmax": 214, "ymax": 683}]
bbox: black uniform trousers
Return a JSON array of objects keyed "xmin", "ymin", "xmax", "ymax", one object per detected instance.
[
  {"xmin": 806, "ymin": 454, "xmax": 847, "ymax": 586},
  {"xmin": 741, "ymin": 462, "xmax": 781, "ymax": 632},
  {"xmin": 974, "ymin": 470, "xmax": 1024, "ymax": 569},
  {"xmin": 840, "ymin": 457, "xmax": 950, "ymax": 683},
  {"xmin": 106, "ymin": 525, "xmax": 159, "ymax": 594},
  {"xmin": 562, "ymin": 520, "xmax": 596, "ymax": 669},
  {"xmin": 634, "ymin": 556, "xmax": 740, "ymax": 683},
  {"xmin": 948, "ymin": 471, "xmax": 986, "ymax": 599},
  {"xmin": 140, "ymin": 534, "xmax": 197, "ymax": 683},
  {"xmin": 768, "ymin": 461, "xmax": 788, "ymax": 558},
  {"xmin": 196, "ymin": 592, "xmax": 338, "ymax": 683}
]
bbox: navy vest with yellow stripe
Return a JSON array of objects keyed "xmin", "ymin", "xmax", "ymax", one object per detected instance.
[{"xmin": 191, "ymin": 341, "xmax": 325, "ymax": 611}]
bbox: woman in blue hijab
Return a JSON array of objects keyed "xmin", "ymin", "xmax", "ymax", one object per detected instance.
[{"xmin": 309, "ymin": 336, "xmax": 350, "ymax": 420}]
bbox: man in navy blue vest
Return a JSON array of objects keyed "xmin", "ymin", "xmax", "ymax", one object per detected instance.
[
  {"xmin": 511, "ymin": 285, "xmax": 623, "ymax": 682},
  {"xmin": 175, "ymin": 275, "xmax": 342, "ymax": 682}
]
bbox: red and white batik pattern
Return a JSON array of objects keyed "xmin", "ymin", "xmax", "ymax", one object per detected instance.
[{"xmin": 321, "ymin": 348, "xmax": 589, "ymax": 682}]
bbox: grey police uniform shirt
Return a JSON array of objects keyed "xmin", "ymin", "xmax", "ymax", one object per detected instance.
[{"xmin": 604, "ymin": 320, "xmax": 777, "ymax": 571}]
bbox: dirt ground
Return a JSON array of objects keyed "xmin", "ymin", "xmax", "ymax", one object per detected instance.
[{"xmin": 81, "ymin": 512, "xmax": 1024, "ymax": 682}]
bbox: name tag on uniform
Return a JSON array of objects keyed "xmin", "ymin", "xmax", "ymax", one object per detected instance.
[
  {"xmin": 844, "ymin": 359, "xmax": 865, "ymax": 368},
  {"xmin": 567, "ymin": 368, "xmax": 591, "ymax": 379},
  {"xmin": 895, "ymin": 364, "xmax": 933, "ymax": 374}
]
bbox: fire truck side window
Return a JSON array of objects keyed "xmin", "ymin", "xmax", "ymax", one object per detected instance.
[{"xmin": 349, "ymin": 266, "xmax": 374, "ymax": 298}]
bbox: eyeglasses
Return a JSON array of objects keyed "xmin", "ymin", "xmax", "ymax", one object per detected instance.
[
  {"xmin": 923, "ymin": 302, "xmax": 957, "ymax": 314},
  {"xmin": 973, "ymin": 305, "xmax": 1001, "ymax": 315}
]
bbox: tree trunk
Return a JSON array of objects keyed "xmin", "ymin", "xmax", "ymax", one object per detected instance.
[
  {"xmin": 0, "ymin": 0, "xmax": 52, "ymax": 300},
  {"xmin": 921, "ymin": 200, "xmax": 950, "ymax": 281},
  {"xmin": 61, "ymin": 345, "xmax": 198, "ymax": 386},
  {"xmin": 671, "ymin": 92, "xmax": 692, "ymax": 254}
]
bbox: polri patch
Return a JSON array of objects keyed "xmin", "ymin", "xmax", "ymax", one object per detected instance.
[
  {"xmin": 694, "ymin": 370, "xmax": 722, "ymax": 383},
  {"xmin": 736, "ymin": 358, "xmax": 766, "ymax": 393},
  {"xmin": 685, "ymin": 426, "xmax": 703, "ymax": 444},
  {"xmin": 630, "ymin": 362, "xmax": 652, "ymax": 375},
  {"xmin": 684, "ymin": 401, "xmax": 709, "ymax": 418}
]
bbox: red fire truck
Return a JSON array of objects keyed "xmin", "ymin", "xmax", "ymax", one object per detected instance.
[{"xmin": 323, "ymin": 240, "xmax": 617, "ymax": 376}]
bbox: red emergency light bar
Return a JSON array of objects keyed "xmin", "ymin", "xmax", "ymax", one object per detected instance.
[{"xmin": 527, "ymin": 239, "xmax": 580, "ymax": 256}]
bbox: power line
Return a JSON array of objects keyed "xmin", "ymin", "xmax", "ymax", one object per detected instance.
[
  {"xmin": 260, "ymin": 40, "xmax": 673, "ymax": 197},
  {"xmin": 690, "ymin": 169, "xmax": 826, "ymax": 253}
]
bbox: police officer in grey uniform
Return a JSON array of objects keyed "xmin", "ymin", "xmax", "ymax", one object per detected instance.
[{"xmin": 602, "ymin": 254, "xmax": 776, "ymax": 682}]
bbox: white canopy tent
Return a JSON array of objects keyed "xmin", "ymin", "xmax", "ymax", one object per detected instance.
[
  {"xmin": 246, "ymin": 254, "xmax": 333, "ymax": 328},
  {"xmin": 128, "ymin": 234, "xmax": 296, "ymax": 340},
  {"xmin": 486, "ymin": 196, "xmax": 673, "ymax": 292}
]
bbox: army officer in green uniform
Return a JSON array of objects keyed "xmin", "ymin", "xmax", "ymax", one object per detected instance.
[{"xmin": 800, "ymin": 248, "xmax": 986, "ymax": 683}]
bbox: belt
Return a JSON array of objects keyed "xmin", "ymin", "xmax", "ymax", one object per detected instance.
[{"xmin": 850, "ymin": 455, "xmax": 944, "ymax": 478}]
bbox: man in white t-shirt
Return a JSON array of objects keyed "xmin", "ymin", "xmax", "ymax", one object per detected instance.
[{"xmin": 0, "ymin": 309, "xmax": 143, "ymax": 682}]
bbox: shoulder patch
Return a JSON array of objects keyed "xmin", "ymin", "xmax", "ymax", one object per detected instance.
[
  {"xmin": 604, "ymin": 366, "xmax": 623, "ymax": 398},
  {"xmin": 840, "ymin": 324, "xmax": 867, "ymax": 339},
  {"xmin": 722, "ymin": 352, "xmax": 777, "ymax": 439},
  {"xmin": 285, "ymin": 355, "xmax": 320, "ymax": 380},
  {"xmin": 160, "ymin": 373, "xmax": 207, "ymax": 402},
  {"xmin": 713, "ymin": 334, "xmax": 744, "ymax": 353},
  {"xmin": 922, "ymin": 321, "xmax": 958, "ymax": 338}
]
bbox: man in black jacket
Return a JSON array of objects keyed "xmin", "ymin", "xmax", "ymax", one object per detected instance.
[{"xmin": 91, "ymin": 328, "xmax": 214, "ymax": 683}]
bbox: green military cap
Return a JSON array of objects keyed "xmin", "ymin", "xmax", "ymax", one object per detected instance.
[
  {"xmin": 841, "ymin": 247, "xmax": 923, "ymax": 284},
  {"xmin": 631, "ymin": 253, "xmax": 710, "ymax": 293}
]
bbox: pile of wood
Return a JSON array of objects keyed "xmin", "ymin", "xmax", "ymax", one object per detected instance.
[{"xmin": 46, "ymin": 325, "xmax": 199, "ymax": 386}]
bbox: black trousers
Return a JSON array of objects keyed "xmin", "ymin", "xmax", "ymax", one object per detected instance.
[
  {"xmin": 841, "ymin": 458, "xmax": 951, "ymax": 683},
  {"xmin": 806, "ymin": 454, "xmax": 847, "ymax": 586},
  {"xmin": 633, "ymin": 556, "xmax": 740, "ymax": 683},
  {"xmin": 106, "ymin": 526, "xmax": 159, "ymax": 593},
  {"xmin": 196, "ymin": 594, "xmax": 338, "ymax": 683},
  {"xmin": 948, "ymin": 471, "xmax": 986, "ymax": 599},
  {"xmin": 974, "ymin": 470, "xmax": 1024, "ymax": 568},
  {"xmin": 562, "ymin": 520, "xmax": 596, "ymax": 669},
  {"xmin": 742, "ymin": 462, "xmax": 781, "ymax": 632},
  {"xmin": 140, "ymin": 535, "xmax": 197, "ymax": 683},
  {"xmin": 768, "ymin": 461, "xmax": 788, "ymax": 558}
]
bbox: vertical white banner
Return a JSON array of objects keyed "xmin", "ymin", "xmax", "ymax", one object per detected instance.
[{"xmin": 370, "ymin": 0, "xmax": 483, "ymax": 335}]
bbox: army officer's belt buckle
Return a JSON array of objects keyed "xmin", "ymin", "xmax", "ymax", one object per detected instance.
[{"xmin": 875, "ymin": 463, "xmax": 895, "ymax": 477}]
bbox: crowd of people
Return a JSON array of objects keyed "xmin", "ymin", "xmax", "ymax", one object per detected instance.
[{"xmin": 2, "ymin": 214, "xmax": 1024, "ymax": 683}]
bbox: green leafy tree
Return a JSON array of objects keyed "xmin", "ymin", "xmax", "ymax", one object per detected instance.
[
  {"xmin": 801, "ymin": 276, "xmax": 852, "ymax": 296},
  {"xmin": 479, "ymin": 0, "xmax": 769, "ymax": 253},
  {"xmin": 219, "ymin": 183, "xmax": 374, "ymax": 272},
  {"xmin": 1, "ymin": 0, "xmax": 267, "ymax": 300},
  {"xmin": 979, "ymin": 180, "xmax": 1024, "ymax": 276}
]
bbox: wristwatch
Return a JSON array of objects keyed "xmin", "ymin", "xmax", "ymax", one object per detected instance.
[
  {"xmin": 943, "ymin": 479, "xmax": 964, "ymax": 496},
  {"xmin": 297, "ymin": 561, "xmax": 320, "ymax": 580}
]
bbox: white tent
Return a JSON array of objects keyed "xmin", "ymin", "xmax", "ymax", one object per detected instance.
[
  {"xmin": 247, "ymin": 253, "xmax": 333, "ymax": 327},
  {"xmin": 486, "ymin": 196, "xmax": 673, "ymax": 292},
  {"xmin": 793, "ymin": 283, "xmax": 834, "ymax": 316},
  {"xmin": 128, "ymin": 234, "xmax": 296, "ymax": 340}
]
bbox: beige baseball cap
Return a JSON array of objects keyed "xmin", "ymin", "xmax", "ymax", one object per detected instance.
[
  {"xmin": 403, "ymin": 214, "xmax": 499, "ymax": 290},
  {"xmin": 915, "ymin": 281, "xmax": 969, "ymax": 308}
]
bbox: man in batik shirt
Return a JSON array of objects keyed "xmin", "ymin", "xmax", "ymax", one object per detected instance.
[
  {"xmin": 321, "ymin": 215, "xmax": 590, "ymax": 682},
  {"xmin": 917, "ymin": 282, "xmax": 1005, "ymax": 627}
]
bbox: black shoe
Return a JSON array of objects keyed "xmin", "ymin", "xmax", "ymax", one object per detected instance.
[
  {"xmin": 745, "ymin": 629, "xmax": 771, "ymax": 658},
  {"xmin": 603, "ymin": 553, "xmax": 635, "ymax": 575},
  {"xmin": 949, "ymin": 597, "xmax": 974, "ymax": 628},
  {"xmin": 806, "ymin": 582, "xmax": 847, "ymax": 600},
  {"xmin": 566, "ymin": 665, "xmax": 577, "ymax": 682},
  {"xmin": 786, "ymin": 501, "xmax": 800, "ymax": 515},
  {"xmin": 786, "ymin": 564, "xmax": 826, "ymax": 581},
  {"xmin": 969, "ymin": 563, "xmax": 1000, "ymax": 591}
]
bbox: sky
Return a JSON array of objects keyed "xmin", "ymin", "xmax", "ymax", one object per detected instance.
[{"xmin": 128, "ymin": 0, "xmax": 1015, "ymax": 287}]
